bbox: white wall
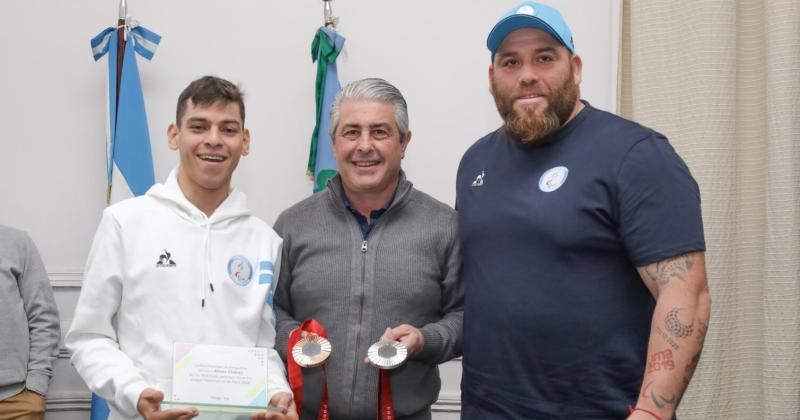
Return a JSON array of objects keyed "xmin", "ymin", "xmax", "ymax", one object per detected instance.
[{"xmin": 0, "ymin": 0, "xmax": 620, "ymax": 417}]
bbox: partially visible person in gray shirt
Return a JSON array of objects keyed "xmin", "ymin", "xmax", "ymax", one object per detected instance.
[{"xmin": 0, "ymin": 225, "xmax": 60, "ymax": 420}]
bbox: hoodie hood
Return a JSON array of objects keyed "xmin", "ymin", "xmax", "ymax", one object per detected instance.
[
  {"xmin": 145, "ymin": 168, "xmax": 253, "ymax": 308},
  {"xmin": 146, "ymin": 168, "xmax": 251, "ymax": 227}
]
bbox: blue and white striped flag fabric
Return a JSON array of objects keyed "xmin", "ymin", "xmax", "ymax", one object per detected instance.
[
  {"xmin": 91, "ymin": 24, "xmax": 160, "ymax": 202},
  {"xmin": 89, "ymin": 393, "xmax": 110, "ymax": 420},
  {"xmin": 87, "ymin": 23, "xmax": 160, "ymax": 420}
]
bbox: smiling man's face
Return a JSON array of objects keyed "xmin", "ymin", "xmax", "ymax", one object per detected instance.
[
  {"xmin": 168, "ymin": 99, "xmax": 250, "ymax": 198},
  {"xmin": 490, "ymin": 28, "xmax": 582, "ymax": 145},
  {"xmin": 332, "ymin": 100, "xmax": 410, "ymax": 200}
]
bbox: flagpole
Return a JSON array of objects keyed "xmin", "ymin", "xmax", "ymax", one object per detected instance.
[
  {"xmin": 116, "ymin": 0, "xmax": 126, "ymax": 101},
  {"xmin": 322, "ymin": 0, "xmax": 338, "ymax": 29},
  {"xmin": 109, "ymin": 0, "xmax": 127, "ymax": 204}
]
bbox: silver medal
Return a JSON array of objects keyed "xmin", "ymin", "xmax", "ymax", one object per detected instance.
[{"xmin": 367, "ymin": 340, "xmax": 408, "ymax": 370}]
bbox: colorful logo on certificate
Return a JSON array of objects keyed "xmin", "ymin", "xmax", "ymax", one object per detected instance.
[
  {"xmin": 227, "ymin": 255, "xmax": 253, "ymax": 286},
  {"xmin": 538, "ymin": 166, "xmax": 569, "ymax": 192}
]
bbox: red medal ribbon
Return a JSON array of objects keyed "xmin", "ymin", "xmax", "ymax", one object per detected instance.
[
  {"xmin": 287, "ymin": 319, "xmax": 330, "ymax": 420},
  {"xmin": 378, "ymin": 370, "xmax": 395, "ymax": 420}
]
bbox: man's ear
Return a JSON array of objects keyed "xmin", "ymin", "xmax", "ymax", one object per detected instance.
[
  {"xmin": 241, "ymin": 128, "xmax": 251, "ymax": 156},
  {"xmin": 488, "ymin": 65, "xmax": 495, "ymax": 96},
  {"xmin": 400, "ymin": 131, "xmax": 412, "ymax": 158},
  {"xmin": 167, "ymin": 124, "xmax": 179, "ymax": 150},
  {"xmin": 571, "ymin": 54, "xmax": 583, "ymax": 86}
]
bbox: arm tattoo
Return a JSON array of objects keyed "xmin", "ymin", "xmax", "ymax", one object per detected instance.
[
  {"xmin": 696, "ymin": 318, "xmax": 709, "ymax": 343},
  {"xmin": 683, "ymin": 349, "xmax": 702, "ymax": 386},
  {"xmin": 683, "ymin": 318, "xmax": 708, "ymax": 385},
  {"xmin": 642, "ymin": 380, "xmax": 678, "ymax": 408},
  {"xmin": 655, "ymin": 326, "xmax": 680, "ymax": 350},
  {"xmin": 647, "ymin": 349, "xmax": 675, "ymax": 373},
  {"xmin": 641, "ymin": 380, "xmax": 655, "ymax": 399},
  {"xmin": 650, "ymin": 389, "xmax": 677, "ymax": 409},
  {"xmin": 665, "ymin": 307, "xmax": 694, "ymax": 338},
  {"xmin": 640, "ymin": 253, "xmax": 696, "ymax": 287}
]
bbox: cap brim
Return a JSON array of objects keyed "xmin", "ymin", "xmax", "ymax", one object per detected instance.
[{"xmin": 487, "ymin": 15, "xmax": 568, "ymax": 54}]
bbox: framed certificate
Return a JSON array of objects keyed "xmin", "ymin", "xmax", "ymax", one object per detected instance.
[{"xmin": 162, "ymin": 342, "xmax": 277, "ymax": 418}]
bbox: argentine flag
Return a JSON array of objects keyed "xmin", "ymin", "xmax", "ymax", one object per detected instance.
[
  {"xmin": 88, "ymin": 23, "xmax": 160, "ymax": 419},
  {"xmin": 91, "ymin": 24, "xmax": 160, "ymax": 203}
]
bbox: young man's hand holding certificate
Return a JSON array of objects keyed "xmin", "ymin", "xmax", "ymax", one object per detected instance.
[{"xmin": 145, "ymin": 343, "xmax": 295, "ymax": 420}]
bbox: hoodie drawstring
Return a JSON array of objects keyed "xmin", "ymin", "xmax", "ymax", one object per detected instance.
[{"xmin": 201, "ymin": 221, "xmax": 214, "ymax": 308}]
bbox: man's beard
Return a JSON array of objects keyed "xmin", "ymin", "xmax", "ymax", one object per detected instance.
[{"xmin": 492, "ymin": 73, "xmax": 579, "ymax": 147}]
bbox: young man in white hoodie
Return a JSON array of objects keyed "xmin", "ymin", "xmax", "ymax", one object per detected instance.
[{"xmin": 66, "ymin": 76, "xmax": 297, "ymax": 420}]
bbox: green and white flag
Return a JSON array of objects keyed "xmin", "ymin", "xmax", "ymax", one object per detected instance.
[{"xmin": 307, "ymin": 27, "xmax": 346, "ymax": 193}]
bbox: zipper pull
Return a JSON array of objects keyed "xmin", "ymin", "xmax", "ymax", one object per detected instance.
[{"xmin": 360, "ymin": 240, "xmax": 368, "ymax": 253}]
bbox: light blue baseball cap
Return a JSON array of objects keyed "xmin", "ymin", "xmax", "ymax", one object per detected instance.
[{"xmin": 487, "ymin": 1, "xmax": 575, "ymax": 59}]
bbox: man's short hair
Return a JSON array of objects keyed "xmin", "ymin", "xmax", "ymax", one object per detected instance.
[
  {"xmin": 176, "ymin": 76, "xmax": 245, "ymax": 126},
  {"xmin": 329, "ymin": 78, "xmax": 409, "ymax": 141}
]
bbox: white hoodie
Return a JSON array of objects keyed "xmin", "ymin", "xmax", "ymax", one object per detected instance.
[{"xmin": 66, "ymin": 169, "xmax": 290, "ymax": 419}]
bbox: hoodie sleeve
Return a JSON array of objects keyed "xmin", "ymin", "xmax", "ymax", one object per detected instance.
[
  {"xmin": 257, "ymin": 231, "xmax": 292, "ymax": 401},
  {"xmin": 265, "ymin": 347, "xmax": 291, "ymax": 402},
  {"xmin": 65, "ymin": 210, "xmax": 149, "ymax": 417}
]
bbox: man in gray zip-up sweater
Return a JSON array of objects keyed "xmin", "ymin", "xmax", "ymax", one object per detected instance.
[
  {"xmin": 274, "ymin": 78, "xmax": 463, "ymax": 420},
  {"xmin": 0, "ymin": 225, "xmax": 60, "ymax": 419}
]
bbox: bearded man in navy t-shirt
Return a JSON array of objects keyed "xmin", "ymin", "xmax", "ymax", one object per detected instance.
[{"xmin": 456, "ymin": 2, "xmax": 712, "ymax": 419}]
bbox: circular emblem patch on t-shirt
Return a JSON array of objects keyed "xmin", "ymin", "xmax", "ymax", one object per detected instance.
[
  {"xmin": 227, "ymin": 255, "xmax": 253, "ymax": 286},
  {"xmin": 538, "ymin": 166, "xmax": 569, "ymax": 192}
]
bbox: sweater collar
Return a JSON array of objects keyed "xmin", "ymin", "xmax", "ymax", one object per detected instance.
[{"xmin": 326, "ymin": 170, "xmax": 413, "ymax": 212}]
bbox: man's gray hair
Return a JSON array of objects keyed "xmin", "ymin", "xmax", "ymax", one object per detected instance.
[{"xmin": 328, "ymin": 78, "xmax": 409, "ymax": 141}]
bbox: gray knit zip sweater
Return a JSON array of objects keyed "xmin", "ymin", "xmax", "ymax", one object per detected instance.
[{"xmin": 274, "ymin": 174, "xmax": 463, "ymax": 420}]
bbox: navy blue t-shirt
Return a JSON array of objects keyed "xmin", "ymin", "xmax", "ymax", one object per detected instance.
[{"xmin": 456, "ymin": 103, "xmax": 705, "ymax": 419}]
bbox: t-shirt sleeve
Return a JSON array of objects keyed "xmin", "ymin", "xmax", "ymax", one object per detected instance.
[{"xmin": 616, "ymin": 135, "xmax": 706, "ymax": 267}]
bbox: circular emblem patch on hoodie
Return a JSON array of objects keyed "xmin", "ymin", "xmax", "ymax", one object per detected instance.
[{"xmin": 227, "ymin": 255, "xmax": 253, "ymax": 286}]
